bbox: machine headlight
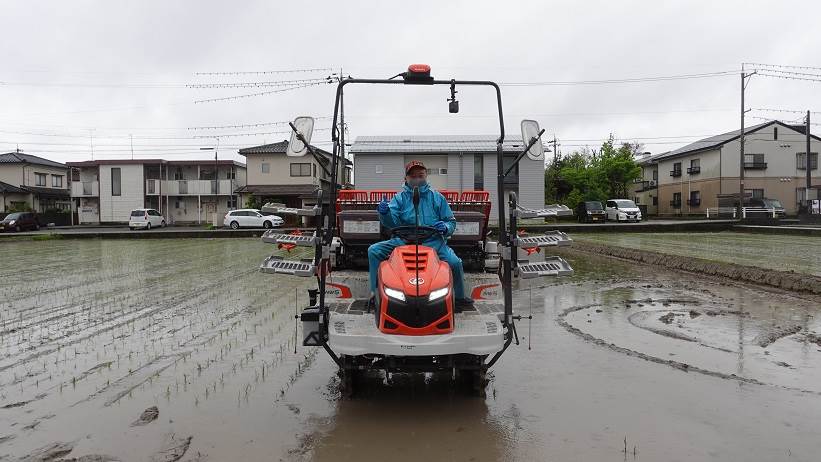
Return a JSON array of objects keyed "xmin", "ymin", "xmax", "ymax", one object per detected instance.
[
  {"xmin": 8, "ymin": 220, "xmax": 15, "ymax": 225},
  {"xmin": 384, "ymin": 287, "xmax": 406, "ymax": 302},
  {"xmin": 428, "ymin": 287, "xmax": 449, "ymax": 301}
]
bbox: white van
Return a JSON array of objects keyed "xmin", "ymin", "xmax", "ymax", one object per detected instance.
[
  {"xmin": 129, "ymin": 208, "xmax": 166, "ymax": 230},
  {"xmin": 605, "ymin": 200, "xmax": 642, "ymax": 222}
]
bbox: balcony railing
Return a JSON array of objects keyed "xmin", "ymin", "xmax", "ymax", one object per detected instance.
[
  {"xmin": 670, "ymin": 169, "xmax": 682, "ymax": 177},
  {"xmin": 687, "ymin": 198, "xmax": 701, "ymax": 206},
  {"xmin": 670, "ymin": 200, "xmax": 682, "ymax": 208},
  {"xmin": 635, "ymin": 180, "xmax": 657, "ymax": 191},
  {"xmin": 145, "ymin": 179, "xmax": 237, "ymax": 196},
  {"xmin": 743, "ymin": 162, "xmax": 767, "ymax": 169},
  {"xmin": 687, "ymin": 166, "xmax": 701, "ymax": 174},
  {"xmin": 71, "ymin": 181, "xmax": 99, "ymax": 197}
]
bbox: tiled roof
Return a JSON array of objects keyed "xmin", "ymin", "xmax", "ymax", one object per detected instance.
[
  {"xmin": 0, "ymin": 152, "xmax": 66, "ymax": 169},
  {"xmin": 651, "ymin": 120, "xmax": 820, "ymax": 162},
  {"xmin": 238, "ymin": 140, "xmax": 351, "ymax": 165},
  {"xmin": 350, "ymin": 135, "xmax": 544, "ymax": 154},
  {"xmin": 0, "ymin": 181, "xmax": 26, "ymax": 194}
]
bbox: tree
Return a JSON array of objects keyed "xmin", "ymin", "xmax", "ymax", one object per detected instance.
[{"xmin": 544, "ymin": 136, "xmax": 642, "ymax": 209}]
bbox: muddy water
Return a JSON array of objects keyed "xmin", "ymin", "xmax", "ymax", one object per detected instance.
[
  {"xmin": 1, "ymin": 239, "xmax": 820, "ymax": 461},
  {"xmin": 573, "ymin": 231, "xmax": 821, "ymax": 276}
]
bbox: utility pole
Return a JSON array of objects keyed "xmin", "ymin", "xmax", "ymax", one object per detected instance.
[
  {"xmin": 738, "ymin": 66, "xmax": 755, "ymax": 219},
  {"xmin": 806, "ymin": 110, "xmax": 812, "ymax": 210},
  {"xmin": 549, "ymin": 135, "xmax": 559, "ymax": 201}
]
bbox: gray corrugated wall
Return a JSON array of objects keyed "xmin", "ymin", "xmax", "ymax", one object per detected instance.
[
  {"xmin": 517, "ymin": 155, "xmax": 545, "ymax": 209},
  {"xmin": 352, "ymin": 154, "xmax": 406, "ymax": 191},
  {"xmin": 446, "ymin": 152, "xmax": 474, "ymax": 193}
]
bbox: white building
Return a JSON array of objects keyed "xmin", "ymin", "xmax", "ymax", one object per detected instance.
[
  {"xmin": 68, "ymin": 159, "xmax": 246, "ymax": 224},
  {"xmin": 350, "ymin": 135, "xmax": 546, "ymax": 220}
]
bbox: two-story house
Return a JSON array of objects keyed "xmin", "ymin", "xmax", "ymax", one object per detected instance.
[
  {"xmin": 0, "ymin": 151, "xmax": 70, "ymax": 214},
  {"xmin": 631, "ymin": 153, "xmax": 661, "ymax": 216},
  {"xmin": 349, "ymin": 135, "xmax": 546, "ymax": 221},
  {"xmin": 643, "ymin": 120, "xmax": 820, "ymax": 216},
  {"xmin": 67, "ymin": 159, "xmax": 246, "ymax": 224},
  {"xmin": 235, "ymin": 140, "xmax": 353, "ymax": 223}
]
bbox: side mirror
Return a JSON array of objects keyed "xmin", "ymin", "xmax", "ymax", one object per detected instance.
[
  {"xmin": 520, "ymin": 120, "xmax": 545, "ymax": 161},
  {"xmin": 286, "ymin": 116, "xmax": 315, "ymax": 157}
]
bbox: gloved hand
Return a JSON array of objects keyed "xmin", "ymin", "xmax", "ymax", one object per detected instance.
[
  {"xmin": 432, "ymin": 221, "xmax": 448, "ymax": 235},
  {"xmin": 377, "ymin": 197, "xmax": 389, "ymax": 215}
]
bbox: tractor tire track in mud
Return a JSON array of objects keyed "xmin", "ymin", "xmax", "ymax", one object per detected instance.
[
  {"xmin": 567, "ymin": 242, "xmax": 821, "ymax": 295},
  {"xmin": 557, "ymin": 302, "xmax": 821, "ymax": 396}
]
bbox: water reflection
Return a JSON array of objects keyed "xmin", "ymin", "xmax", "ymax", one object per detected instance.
[{"xmin": 311, "ymin": 372, "xmax": 508, "ymax": 462}]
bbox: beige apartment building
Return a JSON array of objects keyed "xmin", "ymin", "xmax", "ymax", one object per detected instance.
[
  {"xmin": 633, "ymin": 120, "xmax": 820, "ymax": 216},
  {"xmin": 236, "ymin": 140, "xmax": 352, "ymax": 222}
]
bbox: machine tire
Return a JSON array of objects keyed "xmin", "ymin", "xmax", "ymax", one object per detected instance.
[
  {"xmin": 15, "ymin": 225, "xmax": 21, "ymax": 232},
  {"xmin": 161, "ymin": 220, "xmax": 166, "ymax": 228},
  {"xmin": 146, "ymin": 222, "xmax": 152, "ymax": 230},
  {"xmin": 230, "ymin": 221, "xmax": 240, "ymax": 229},
  {"xmin": 34, "ymin": 223, "xmax": 40, "ymax": 231},
  {"xmin": 457, "ymin": 368, "xmax": 487, "ymax": 397},
  {"xmin": 263, "ymin": 220, "xmax": 272, "ymax": 229}
]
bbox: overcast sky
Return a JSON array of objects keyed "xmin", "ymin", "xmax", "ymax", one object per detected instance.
[{"xmin": 1, "ymin": 0, "xmax": 820, "ymax": 164}]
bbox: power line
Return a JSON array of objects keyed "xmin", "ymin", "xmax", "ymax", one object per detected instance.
[
  {"xmin": 191, "ymin": 128, "xmax": 330, "ymax": 139},
  {"xmin": 188, "ymin": 117, "xmax": 332, "ymax": 130},
  {"xmin": 186, "ymin": 77, "xmax": 331, "ymax": 89},
  {"xmin": 499, "ymin": 70, "xmax": 739, "ymax": 86},
  {"xmin": 743, "ymin": 62, "xmax": 821, "ymax": 72},
  {"xmin": 193, "ymin": 81, "xmax": 327, "ymax": 103},
  {"xmin": 194, "ymin": 67, "xmax": 333, "ymax": 76}
]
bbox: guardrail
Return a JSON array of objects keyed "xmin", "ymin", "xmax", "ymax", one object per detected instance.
[{"xmin": 706, "ymin": 207, "xmax": 777, "ymax": 218}]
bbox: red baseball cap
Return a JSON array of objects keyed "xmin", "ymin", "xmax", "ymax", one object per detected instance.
[{"xmin": 405, "ymin": 160, "xmax": 426, "ymax": 175}]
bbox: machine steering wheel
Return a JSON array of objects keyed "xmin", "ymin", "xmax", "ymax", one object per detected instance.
[{"xmin": 390, "ymin": 225, "xmax": 439, "ymax": 243}]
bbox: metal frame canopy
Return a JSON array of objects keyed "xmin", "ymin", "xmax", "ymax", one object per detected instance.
[{"xmin": 317, "ymin": 65, "xmax": 517, "ymax": 367}]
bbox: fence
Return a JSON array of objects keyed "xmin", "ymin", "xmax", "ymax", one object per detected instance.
[{"xmin": 706, "ymin": 207, "xmax": 777, "ymax": 219}]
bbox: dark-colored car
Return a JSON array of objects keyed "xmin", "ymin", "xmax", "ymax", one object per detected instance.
[
  {"xmin": 0, "ymin": 212, "xmax": 40, "ymax": 232},
  {"xmin": 576, "ymin": 201, "xmax": 606, "ymax": 223}
]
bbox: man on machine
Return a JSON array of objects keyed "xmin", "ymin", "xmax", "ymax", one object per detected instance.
[{"xmin": 367, "ymin": 160, "xmax": 474, "ymax": 310}]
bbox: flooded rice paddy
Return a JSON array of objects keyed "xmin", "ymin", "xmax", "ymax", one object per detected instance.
[
  {"xmin": 573, "ymin": 231, "xmax": 821, "ymax": 276},
  {"xmin": 0, "ymin": 238, "xmax": 820, "ymax": 461}
]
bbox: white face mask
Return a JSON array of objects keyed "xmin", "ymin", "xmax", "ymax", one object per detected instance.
[{"xmin": 407, "ymin": 177, "xmax": 427, "ymax": 188}]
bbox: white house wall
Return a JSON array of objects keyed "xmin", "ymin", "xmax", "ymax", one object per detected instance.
[{"xmin": 99, "ymin": 164, "xmax": 144, "ymax": 223}]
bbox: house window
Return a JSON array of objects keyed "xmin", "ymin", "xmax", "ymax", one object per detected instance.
[
  {"xmin": 773, "ymin": 126, "xmax": 778, "ymax": 140},
  {"xmin": 688, "ymin": 190, "xmax": 701, "ymax": 206},
  {"xmin": 227, "ymin": 196, "xmax": 237, "ymax": 209},
  {"xmin": 688, "ymin": 159, "xmax": 700, "ymax": 175},
  {"xmin": 261, "ymin": 163, "xmax": 270, "ymax": 173},
  {"xmin": 671, "ymin": 162, "xmax": 682, "ymax": 177},
  {"xmin": 744, "ymin": 188, "xmax": 764, "ymax": 199},
  {"xmin": 312, "ymin": 164, "xmax": 317, "ymax": 177},
  {"xmin": 671, "ymin": 192, "xmax": 682, "ymax": 208},
  {"xmin": 290, "ymin": 163, "xmax": 312, "ymax": 177},
  {"xmin": 796, "ymin": 152, "xmax": 818, "ymax": 170},
  {"xmin": 440, "ymin": 168, "xmax": 448, "ymax": 175},
  {"xmin": 652, "ymin": 169, "xmax": 658, "ymax": 181},
  {"xmin": 35, "ymin": 173, "xmax": 47, "ymax": 186},
  {"xmin": 174, "ymin": 168, "xmax": 184, "ymax": 180},
  {"xmin": 227, "ymin": 168, "xmax": 236, "ymax": 180},
  {"xmin": 474, "ymin": 154, "xmax": 484, "ymax": 190},
  {"xmin": 51, "ymin": 175, "xmax": 63, "ymax": 188},
  {"xmin": 175, "ymin": 200, "xmax": 181, "ymax": 209},
  {"xmin": 111, "ymin": 168, "xmax": 121, "ymax": 196},
  {"xmin": 652, "ymin": 196, "xmax": 658, "ymax": 206},
  {"xmin": 744, "ymin": 154, "xmax": 766, "ymax": 168}
]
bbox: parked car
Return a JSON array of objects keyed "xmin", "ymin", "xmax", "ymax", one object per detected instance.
[
  {"xmin": 757, "ymin": 198, "xmax": 786, "ymax": 218},
  {"xmin": 224, "ymin": 209, "xmax": 284, "ymax": 229},
  {"xmin": 605, "ymin": 199, "xmax": 642, "ymax": 222},
  {"xmin": 575, "ymin": 201, "xmax": 606, "ymax": 223},
  {"xmin": 0, "ymin": 212, "xmax": 40, "ymax": 232},
  {"xmin": 129, "ymin": 208, "xmax": 166, "ymax": 230}
]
